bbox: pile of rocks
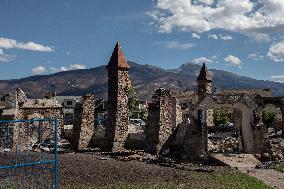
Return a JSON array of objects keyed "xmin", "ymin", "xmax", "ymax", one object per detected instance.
[
  {"xmin": 256, "ymin": 128, "xmax": 284, "ymax": 162},
  {"xmin": 108, "ymin": 151, "xmax": 157, "ymax": 162},
  {"xmin": 208, "ymin": 134, "xmax": 239, "ymax": 153},
  {"xmin": 266, "ymin": 137, "xmax": 284, "ymax": 161}
]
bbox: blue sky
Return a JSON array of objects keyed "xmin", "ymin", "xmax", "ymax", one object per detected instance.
[{"xmin": 1, "ymin": 0, "xmax": 284, "ymax": 82}]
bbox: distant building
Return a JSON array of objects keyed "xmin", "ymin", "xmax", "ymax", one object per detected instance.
[
  {"xmin": 0, "ymin": 88, "xmax": 63, "ymax": 122},
  {"xmin": 173, "ymin": 90, "xmax": 198, "ymax": 119},
  {"xmin": 0, "ymin": 88, "xmax": 64, "ymax": 148},
  {"xmin": 55, "ymin": 96, "xmax": 82, "ymax": 128},
  {"xmin": 94, "ymin": 98, "xmax": 148, "ymax": 127},
  {"xmin": 94, "ymin": 98, "xmax": 108, "ymax": 126},
  {"xmin": 216, "ymin": 88, "xmax": 272, "ymax": 97}
]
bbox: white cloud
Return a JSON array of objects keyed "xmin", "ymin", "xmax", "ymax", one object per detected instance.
[
  {"xmin": 246, "ymin": 33, "xmax": 271, "ymax": 43},
  {"xmin": 192, "ymin": 33, "xmax": 201, "ymax": 39},
  {"xmin": 0, "ymin": 49, "xmax": 16, "ymax": 62},
  {"xmin": 219, "ymin": 35, "xmax": 233, "ymax": 40},
  {"xmin": 271, "ymin": 75, "xmax": 284, "ymax": 83},
  {"xmin": 247, "ymin": 53, "xmax": 264, "ymax": 61},
  {"xmin": 192, "ymin": 57, "xmax": 213, "ymax": 64},
  {"xmin": 50, "ymin": 64, "xmax": 87, "ymax": 73},
  {"xmin": 32, "ymin": 64, "xmax": 87, "ymax": 75},
  {"xmin": 208, "ymin": 34, "xmax": 219, "ymax": 40},
  {"xmin": 0, "ymin": 37, "xmax": 53, "ymax": 52},
  {"xmin": 153, "ymin": 41, "xmax": 195, "ymax": 50},
  {"xmin": 50, "ymin": 66, "xmax": 69, "ymax": 73},
  {"xmin": 224, "ymin": 55, "xmax": 241, "ymax": 67},
  {"xmin": 195, "ymin": 0, "xmax": 214, "ymax": 5},
  {"xmin": 150, "ymin": 0, "xmax": 284, "ymax": 41},
  {"xmin": 32, "ymin": 66, "xmax": 48, "ymax": 75},
  {"xmin": 208, "ymin": 34, "xmax": 233, "ymax": 40},
  {"xmin": 69, "ymin": 64, "xmax": 86, "ymax": 70},
  {"xmin": 267, "ymin": 41, "xmax": 284, "ymax": 62}
]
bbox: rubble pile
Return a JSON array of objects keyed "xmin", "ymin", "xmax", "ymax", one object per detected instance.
[
  {"xmin": 208, "ymin": 132, "xmax": 239, "ymax": 153},
  {"xmin": 128, "ymin": 124, "xmax": 144, "ymax": 134},
  {"xmin": 256, "ymin": 128, "xmax": 284, "ymax": 162},
  {"xmin": 266, "ymin": 135, "xmax": 284, "ymax": 161}
]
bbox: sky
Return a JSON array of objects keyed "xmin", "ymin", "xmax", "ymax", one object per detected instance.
[{"xmin": 1, "ymin": 0, "xmax": 284, "ymax": 83}]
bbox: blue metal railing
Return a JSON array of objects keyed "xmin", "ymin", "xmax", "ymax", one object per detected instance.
[
  {"xmin": 54, "ymin": 118, "xmax": 58, "ymax": 189},
  {"xmin": 0, "ymin": 117, "xmax": 59, "ymax": 189}
]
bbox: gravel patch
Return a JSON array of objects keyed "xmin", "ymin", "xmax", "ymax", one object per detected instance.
[{"xmin": 240, "ymin": 168, "xmax": 284, "ymax": 189}]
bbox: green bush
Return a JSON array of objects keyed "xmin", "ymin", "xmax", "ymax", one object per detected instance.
[
  {"xmin": 262, "ymin": 111, "xmax": 277, "ymax": 127},
  {"xmin": 213, "ymin": 108, "xmax": 233, "ymax": 126}
]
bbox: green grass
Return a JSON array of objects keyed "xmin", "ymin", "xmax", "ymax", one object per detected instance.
[
  {"xmin": 0, "ymin": 181, "xmax": 18, "ymax": 189},
  {"xmin": 271, "ymin": 163, "xmax": 284, "ymax": 173},
  {"xmin": 61, "ymin": 183, "xmax": 174, "ymax": 189},
  {"xmin": 61, "ymin": 168, "xmax": 272, "ymax": 189},
  {"xmin": 198, "ymin": 168, "xmax": 272, "ymax": 189},
  {"xmin": 111, "ymin": 183, "xmax": 173, "ymax": 189}
]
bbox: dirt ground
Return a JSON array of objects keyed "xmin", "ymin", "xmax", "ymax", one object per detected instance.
[
  {"xmin": 59, "ymin": 153, "xmax": 200, "ymax": 187},
  {"xmin": 0, "ymin": 152, "xmax": 273, "ymax": 189},
  {"xmin": 58, "ymin": 153, "xmax": 265, "ymax": 188}
]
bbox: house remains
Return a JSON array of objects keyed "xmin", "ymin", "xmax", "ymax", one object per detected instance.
[{"xmin": 0, "ymin": 43, "xmax": 283, "ymax": 162}]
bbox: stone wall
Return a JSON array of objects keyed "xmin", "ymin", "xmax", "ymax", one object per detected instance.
[
  {"xmin": 253, "ymin": 126, "xmax": 267, "ymax": 154},
  {"xmin": 233, "ymin": 108, "xmax": 243, "ymax": 151},
  {"xmin": 206, "ymin": 109, "xmax": 214, "ymax": 127},
  {"xmin": 105, "ymin": 69, "xmax": 131, "ymax": 151},
  {"xmin": 72, "ymin": 93, "xmax": 95, "ymax": 151},
  {"xmin": 171, "ymin": 97, "xmax": 182, "ymax": 130},
  {"xmin": 145, "ymin": 88, "xmax": 173, "ymax": 154},
  {"xmin": 170, "ymin": 117, "xmax": 204, "ymax": 160},
  {"xmin": 16, "ymin": 88, "xmax": 28, "ymax": 105},
  {"xmin": 197, "ymin": 80, "xmax": 212, "ymax": 102},
  {"xmin": 14, "ymin": 107, "xmax": 64, "ymax": 149}
]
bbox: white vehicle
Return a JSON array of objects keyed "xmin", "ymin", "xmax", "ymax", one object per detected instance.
[{"xmin": 129, "ymin": 119, "xmax": 146, "ymax": 127}]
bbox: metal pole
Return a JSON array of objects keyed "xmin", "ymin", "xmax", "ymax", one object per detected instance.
[{"xmin": 54, "ymin": 117, "xmax": 59, "ymax": 189}]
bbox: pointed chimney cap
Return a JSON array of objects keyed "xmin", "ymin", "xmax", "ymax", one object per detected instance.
[
  {"xmin": 107, "ymin": 42, "xmax": 130, "ymax": 69},
  {"xmin": 197, "ymin": 63, "xmax": 212, "ymax": 81}
]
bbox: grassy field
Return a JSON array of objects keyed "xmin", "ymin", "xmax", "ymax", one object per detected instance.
[
  {"xmin": 61, "ymin": 168, "xmax": 272, "ymax": 189},
  {"xmin": 272, "ymin": 163, "xmax": 284, "ymax": 173},
  {"xmin": 1, "ymin": 168, "xmax": 272, "ymax": 189}
]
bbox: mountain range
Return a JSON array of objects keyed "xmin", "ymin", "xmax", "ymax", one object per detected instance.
[{"xmin": 0, "ymin": 62, "xmax": 284, "ymax": 100}]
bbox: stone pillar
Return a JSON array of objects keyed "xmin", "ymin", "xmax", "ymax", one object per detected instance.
[
  {"xmin": 171, "ymin": 97, "xmax": 182, "ymax": 130},
  {"xmin": 242, "ymin": 109, "xmax": 254, "ymax": 153},
  {"xmin": 253, "ymin": 126, "xmax": 267, "ymax": 154},
  {"xmin": 206, "ymin": 109, "xmax": 214, "ymax": 127},
  {"xmin": 72, "ymin": 93, "xmax": 95, "ymax": 151},
  {"xmin": 281, "ymin": 106, "xmax": 284, "ymax": 138},
  {"xmin": 233, "ymin": 108, "xmax": 243, "ymax": 152},
  {"xmin": 145, "ymin": 88, "xmax": 173, "ymax": 154},
  {"xmin": 201, "ymin": 110, "xmax": 209, "ymax": 162},
  {"xmin": 197, "ymin": 63, "xmax": 212, "ymax": 102},
  {"xmin": 233, "ymin": 108, "xmax": 242, "ymax": 129},
  {"xmin": 105, "ymin": 42, "xmax": 131, "ymax": 151}
]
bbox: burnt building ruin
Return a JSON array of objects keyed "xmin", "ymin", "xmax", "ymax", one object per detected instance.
[{"xmin": 0, "ymin": 43, "xmax": 283, "ymax": 163}]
